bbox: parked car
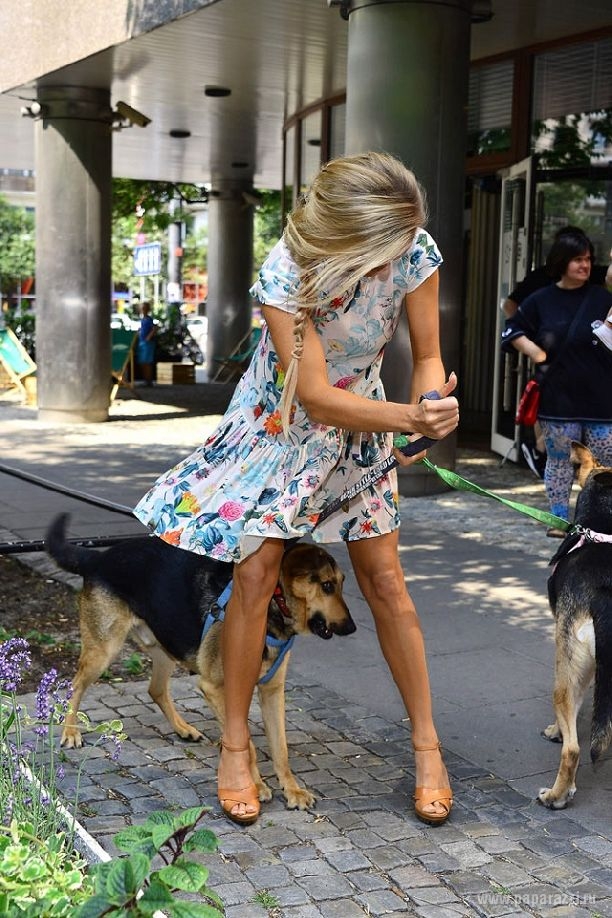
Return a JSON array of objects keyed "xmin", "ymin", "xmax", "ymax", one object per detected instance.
[
  {"xmin": 185, "ymin": 315, "xmax": 208, "ymax": 362},
  {"xmin": 111, "ymin": 312, "xmax": 140, "ymax": 332}
]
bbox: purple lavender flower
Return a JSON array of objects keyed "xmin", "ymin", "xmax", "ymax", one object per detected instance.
[
  {"xmin": 0, "ymin": 638, "xmax": 31, "ymax": 692},
  {"xmin": 33, "ymin": 670, "xmax": 73, "ymax": 735},
  {"xmin": 2, "ymin": 793, "xmax": 13, "ymax": 826}
]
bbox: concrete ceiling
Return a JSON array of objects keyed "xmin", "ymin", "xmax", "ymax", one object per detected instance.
[{"xmin": 0, "ymin": 0, "xmax": 611, "ymax": 190}]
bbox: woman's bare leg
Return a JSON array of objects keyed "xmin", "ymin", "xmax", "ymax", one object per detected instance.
[
  {"xmin": 218, "ymin": 538, "xmax": 286, "ymax": 819},
  {"xmin": 347, "ymin": 530, "xmax": 449, "ymax": 817}
]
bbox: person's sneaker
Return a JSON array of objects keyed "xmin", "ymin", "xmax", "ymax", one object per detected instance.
[
  {"xmin": 521, "ymin": 443, "xmax": 546, "ymax": 479},
  {"xmin": 546, "ymin": 527, "xmax": 567, "ymax": 539}
]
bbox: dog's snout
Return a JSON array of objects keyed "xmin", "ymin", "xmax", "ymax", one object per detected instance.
[
  {"xmin": 308, "ymin": 608, "xmax": 356, "ymax": 639},
  {"xmin": 335, "ymin": 614, "xmax": 357, "ymax": 636}
]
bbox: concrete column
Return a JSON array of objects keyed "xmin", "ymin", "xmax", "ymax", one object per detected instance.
[
  {"xmin": 344, "ymin": 0, "xmax": 471, "ymax": 493},
  {"xmin": 206, "ymin": 179, "xmax": 254, "ymax": 378},
  {"xmin": 35, "ymin": 85, "xmax": 113, "ymax": 423}
]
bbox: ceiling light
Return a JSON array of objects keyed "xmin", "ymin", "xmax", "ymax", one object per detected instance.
[{"xmin": 204, "ymin": 85, "xmax": 231, "ymax": 98}]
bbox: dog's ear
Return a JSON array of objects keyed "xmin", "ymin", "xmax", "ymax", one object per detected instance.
[{"xmin": 571, "ymin": 441, "xmax": 600, "ymax": 489}]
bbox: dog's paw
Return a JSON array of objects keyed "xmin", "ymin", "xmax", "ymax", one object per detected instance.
[
  {"xmin": 284, "ymin": 786, "xmax": 316, "ymax": 810},
  {"xmin": 173, "ymin": 718, "xmax": 204, "ymax": 742},
  {"xmin": 60, "ymin": 729, "xmax": 84, "ymax": 749},
  {"xmin": 537, "ymin": 787, "xmax": 571, "ymax": 809},
  {"xmin": 258, "ymin": 784, "xmax": 273, "ymax": 803},
  {"xmin": 542, "ymin": 723, "xmax": 562, "ymax": 743}
]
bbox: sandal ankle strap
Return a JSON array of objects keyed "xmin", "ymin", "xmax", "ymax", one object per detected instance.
[
  {"xmin": 413, "ymin": 741, "xmax": 442, "ymax": 752},
  {"xmin": 221, "ymin": 739, "xmax": 250, "ymax": 753}
]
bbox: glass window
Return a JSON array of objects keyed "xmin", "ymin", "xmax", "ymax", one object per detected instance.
[
  {"xmin": 467, "ymin": 59, "xmax": 514, "ymax": 157},
  {"xmin": 329, "ymin": 103, "xmax": 346, "ymax": 160},
  {"xmin": 532, "ymin": 37, "xmax": 612, "ymax": 168},
  {"xmin": 300, "ymin": 111, "xmax": 322, "ymax": 192}
]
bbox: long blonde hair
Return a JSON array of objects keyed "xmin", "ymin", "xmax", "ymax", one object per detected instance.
[{"xmin": 280, "ymin": 151, "xmax": 427, "ymax": 429}]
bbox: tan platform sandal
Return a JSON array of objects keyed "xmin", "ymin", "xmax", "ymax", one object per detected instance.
[
  {"xmin": 218, "ymin": 740, "xmax": 260, "ymax": 827},
  {"xmin": 413, "ymin": 741, "xmax": 453, "ymax": 827}
]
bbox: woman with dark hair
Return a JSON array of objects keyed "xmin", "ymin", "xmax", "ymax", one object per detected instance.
[{"xmin": 501, "ymin": 230, "xmax": 612, "ymax": 535}]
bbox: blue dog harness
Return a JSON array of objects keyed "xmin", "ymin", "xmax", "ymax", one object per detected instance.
[{"xmin": 201, "ymin": 581, "xmax": 295, "ymax": 685}]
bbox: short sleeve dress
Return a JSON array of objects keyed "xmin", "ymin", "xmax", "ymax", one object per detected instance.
[{"xmin": 133, "ymin": 229, "xmax": 442, "ymax": 562}]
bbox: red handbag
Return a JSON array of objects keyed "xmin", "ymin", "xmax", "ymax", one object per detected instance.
[{"xmin": 515, "ymin": 379, "xmax": 540, "ymax": 426}]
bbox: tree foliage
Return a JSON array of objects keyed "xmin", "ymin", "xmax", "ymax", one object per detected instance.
[{"xmin": 0, "ymin": 196, "xmax": 35, "ymax": 295}]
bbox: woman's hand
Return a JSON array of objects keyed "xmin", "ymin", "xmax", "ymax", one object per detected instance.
[
  {"xmin": 511, "ymin": 334, "xmax": 547, "ymax": 365},
  {"xmin": 393, "ymin": 373, "xmax": 459, "ymax": 467}
]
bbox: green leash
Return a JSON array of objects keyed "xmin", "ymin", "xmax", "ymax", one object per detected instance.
[{"xmin": 419, "ymin": 456, "xmax": 571, "ymax": 532}]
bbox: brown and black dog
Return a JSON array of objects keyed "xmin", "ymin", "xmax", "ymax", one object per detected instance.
[
  {"xmin": 45, "ymin": 513, "xmax": 356, "ymax": 810},
  {"xmin": 538, "ymin": 443, "xmax": 612, "ymax": 808}
]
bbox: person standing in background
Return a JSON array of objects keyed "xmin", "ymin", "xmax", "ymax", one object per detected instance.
[
  {"xmin": 501, "ymin": 231, "xmax": 612, "ymax": 535},
  {"xmin": 137, "ymin": 301, "xmax": 157, "ymax": 386},
  {"xmin": 501, "ymin": 228, "xmax": 612, "ymax": 478}
]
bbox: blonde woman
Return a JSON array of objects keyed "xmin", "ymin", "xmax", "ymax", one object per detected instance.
[{"xmin": 135, "ymin": 151, "xmax": 459, "ymax": 827}]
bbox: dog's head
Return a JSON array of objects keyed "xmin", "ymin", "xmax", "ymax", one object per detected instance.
[
  {"xmin": 571, "ymin": 442, "xmax": 612, "ymax": 533},
  {"xmin": 277, "ymin": 543, "xmax": 356, "ymax": 640}
]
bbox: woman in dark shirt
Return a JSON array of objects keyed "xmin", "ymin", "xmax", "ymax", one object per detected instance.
[{"xmin": 501, "ymin": 233, "xmax": 612, "ymax": 534}]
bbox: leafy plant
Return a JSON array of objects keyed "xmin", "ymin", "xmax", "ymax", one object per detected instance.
[
  {"xmin": 76, "ymin": 807, "xmax": 222, "ymax": 917},
  {"xmin": 0, "ymin": 638, "xmax": 224, "ymax": 917},
  {"xmin": 252, "ymin": 888, "xmax": 281, "ymax": 910},
  {"xmin": 0, "ymin": 821, "xmax": 94, "ymax": 916},
  {"xmin": 0, "ymin": 638, "xmax": 124, "ymax": 915},
  {"xmin": 122, "ymin": 653, "xmax": 146, "ymax": 676}
]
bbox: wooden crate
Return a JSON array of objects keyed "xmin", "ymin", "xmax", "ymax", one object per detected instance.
[{"xmin": 156, "ymin": 362, "xmax": 195, "ymax": 385}]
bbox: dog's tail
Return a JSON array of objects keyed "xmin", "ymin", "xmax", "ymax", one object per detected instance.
[
  {"xmin": 591, "ymin": 591, "xmax": 612, "ymax": 762},
  {"xmin": 45, "ymin": 513, "xmax": 102, "ymax": 578}
]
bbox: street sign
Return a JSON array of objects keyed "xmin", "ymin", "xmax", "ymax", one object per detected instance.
[{"xmin": 133, "ymin": 243, "xmax": 162, "ymax": 276}]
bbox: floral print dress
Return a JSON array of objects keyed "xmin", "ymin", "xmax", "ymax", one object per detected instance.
[{"xmin": 133, "ymin": 230, "xmax": 442, "ymax": 562}]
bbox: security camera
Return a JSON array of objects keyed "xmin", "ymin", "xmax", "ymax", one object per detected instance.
[
  {"xmin": 20, "ymin": 100, "xmax": 45, "ymax": 119},
  {"xmin": 114, "ymin": 101, "xmax": 151, "ymax": 128}
]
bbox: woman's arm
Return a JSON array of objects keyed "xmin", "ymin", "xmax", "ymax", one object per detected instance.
[
  {"xmin": 510, "ymin": 334, "xmax": 547, "ymax": 364},
  {"xmin": 261, "ymin": 271, "xmax": 458, "ymax": 442}
]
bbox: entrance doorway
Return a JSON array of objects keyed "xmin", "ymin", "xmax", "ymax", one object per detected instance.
[{"xmin": 489, "ymin": 160, "xmax": 612, "ymax": 461}]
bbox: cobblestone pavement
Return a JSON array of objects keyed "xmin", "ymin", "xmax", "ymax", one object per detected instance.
[{"xmin": 3, "ymin": 386, "xmax": 612, "ymax": 917}]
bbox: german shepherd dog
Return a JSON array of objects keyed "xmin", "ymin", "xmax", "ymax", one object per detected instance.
[
  {"xmin": 45, "ymin": 513, "xmax": 356, "ymax": 810},
  {"xmin": 538, "ymin": 443, "xmax": 612, "ymax": 809}
]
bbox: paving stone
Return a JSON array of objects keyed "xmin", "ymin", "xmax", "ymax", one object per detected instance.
[
  {"xmin": 346, "ymin": 870, "xmax": 390, "ymax": 892},
  {"xmin": 286, "ymin": 859, "xmax": 338, "ymax": 879},
  {"xmin": 325, "ymin": 849, "xmax": 373, "ymax": 872},
  {"xmin": 346, "ymin": 828, "xmax": 387, "ymax": 849},
  {"xmin": 445, "ymin": 870, "xmax": 495, "ymax": 896},
  {"xmin": 244, "ymin": 864, "xmax": 293, "ymax": 888},
  {"xmin": 214, "ymin": 881, "xmax": 258, "ymax": 907},
  {"xmin": 573, "ymin": 835, "xmax": 612, "ymax": 858},
  {"xmin": 356, "ymin": 888, "xmax": 411, "ymax": 914},
  {"xmin": 297, "ymin": 873, "xmax": 356, "ymax": 900},
  {"xmin": 414, "ymin": 905, "xmax": 480, "ymax": 918},
  {"xmin": 417, "ymin": 851, "xmax": 462, "ymax": 873},
  {"xmin": 480, "ymin": 860, "xmax": 535, "ymax": 888},
  {"xmin": 439, "ymin": 840, "xmax": 493, "ymax": 869},
  {"xmin": 279, "ymin": 844, "xmax": 319, "ymax": 863},
  {"xmin": 389, "ymin": 863, "xmax": 441, "ymax": 889},
  {"xmin": 266, "ymin": 884, "xmax": 312, "ymax": 907},
  {"xmin": 478, "ymin": 835, "xmax": 523, "ymax": 855},
  {"xmin": 410, "ymin": 885, "xmax": 463, "ymax": 906},
  {"xmin": 282, "ymin": 906, "xmax": 325, "ymax": 918},
  {"xmin": 318, "ymin": 900, "xmax": 371, "ymax": 917},
  {"xmin": 367, "ymin": 843, "xmax": 412, "ymax": 871}
]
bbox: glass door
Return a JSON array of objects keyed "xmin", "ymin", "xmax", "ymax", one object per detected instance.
[{"xmin": 490, "ymin": 156, "xmax": 533, "ymax": 461}]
